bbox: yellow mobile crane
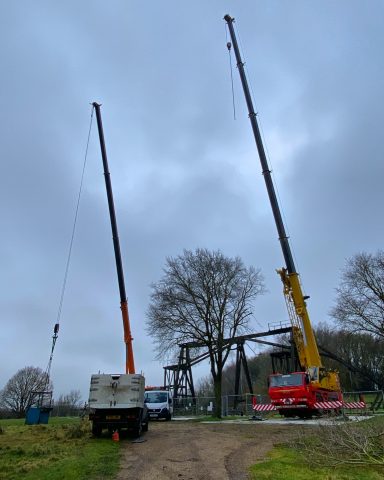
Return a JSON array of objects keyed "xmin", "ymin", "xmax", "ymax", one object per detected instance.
[{"xmin": 224, "ymin": 15, "xmax": 342, "ymax": 417}]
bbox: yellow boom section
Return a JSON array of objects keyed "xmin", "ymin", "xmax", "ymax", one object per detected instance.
[
  {"xmin": 278, "ymin": 268, "xmax": 340, "ymax": 391},
  {"xmin": 278, "ymin": 268, "xmax": 322, "ymax": 373}
]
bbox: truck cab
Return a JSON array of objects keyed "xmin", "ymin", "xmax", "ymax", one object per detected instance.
[
  {"xmin": 144, "ymin": 388, "xmax": 173, "ymax": 421},
  {"xmin": 268, "ymin": 372, "xmax": 312, "ymax": 417},
  {"xmin": 268, "ymin": 372, "xmax": 342, "ymax": 418}
]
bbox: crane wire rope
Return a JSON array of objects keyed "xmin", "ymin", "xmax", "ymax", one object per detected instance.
[
  {"xmin": 225, "ymin": 24, "xmax": 236, "ymax": 120},
  {"xmin": 232, "ymin": 20, "xmax": 306, "ymax": 295},
  {"xmin": 45, "ymin": 106, "xmax": 94, "ymax": 381}
]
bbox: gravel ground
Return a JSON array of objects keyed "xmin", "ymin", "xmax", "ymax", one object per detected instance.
[{"xmin": 116, "ymin": 419, "xmax": 303, "ymax": 480}]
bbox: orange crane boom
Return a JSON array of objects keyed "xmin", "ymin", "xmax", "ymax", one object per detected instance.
[{"xmin": 93, "ymin": 102, "xmax": 135, "ymax": 374}]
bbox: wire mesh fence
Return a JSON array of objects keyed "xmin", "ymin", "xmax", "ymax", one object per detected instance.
[
  {"xmin": 172, "ymin": 390, "xmax": 384, "ymax": 418},
  {"xmin": 173, "ymin": 396, "xmax": 216, "ymax": 417},
  {"xmin": 343, "ymin": 390, "xmax": 384, "ymax": 413},
  {"xmin": 173, "ymin": 393, "xmax": 271, "ymax": 417},
  {"xmin": 19, "ymin": 389, "xmax": 381, "ymax": 420}
]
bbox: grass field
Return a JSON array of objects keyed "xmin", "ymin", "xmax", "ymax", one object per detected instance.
[
  {"xmin": 250, "ymin": 447, "xmax": 384, "ymax": 480},
  {"xmin": 0, "ymin": 417, "xmax": 120, "ymax": 480},
  {"xmin": 250, "ymin": 415, "xmax": 384, "ymax": 480}
]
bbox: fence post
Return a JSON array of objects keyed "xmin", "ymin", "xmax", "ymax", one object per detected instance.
[{"xmin": 222, "ymin": 395, "xmax": 228, "ymax": 417}]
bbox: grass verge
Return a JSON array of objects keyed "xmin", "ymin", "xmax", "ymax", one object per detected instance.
[
  {"xmin": 0, "ymin": 417, "xmax": 120, "ymax": 480},
  {"xmin": 250, "ymin": 416, "xmax": 384, "ymax": 480},
  {"xmin": 250, "ymin": 446, "xmax": 384, "ymax": 480}
]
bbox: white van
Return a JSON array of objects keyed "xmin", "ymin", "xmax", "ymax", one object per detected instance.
[{"xmin": 144, "ymin": 388, "xmax": 173, "ymax": 421}]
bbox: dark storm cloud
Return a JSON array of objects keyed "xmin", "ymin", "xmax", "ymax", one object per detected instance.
[{"xmin": 1, "ymin": 1, "xmax": 383, "ymax": 400}]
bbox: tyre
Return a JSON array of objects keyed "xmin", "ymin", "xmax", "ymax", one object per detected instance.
[
  {"xmin": 141, "ymin": 410, "xmax": 149, "ymax": 432},
  {"xmin": 133, "ymin": 412, "xmax": 143, "ymax": 438},
  {"xmin": 133, "ymin": 421, "xmax": 142, "ymax": 438},
  {"xmin": 92, "ymin": 422, "xmax": 102, "ymax": 437}
]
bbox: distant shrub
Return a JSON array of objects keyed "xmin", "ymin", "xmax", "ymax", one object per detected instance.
[
  {"xmin": 65, "ymin": 420, "xmax": 90, "ymax": 439},
  {"xmin": 0, "ymin": 408, "xmax": 17, "ymax": 420}
]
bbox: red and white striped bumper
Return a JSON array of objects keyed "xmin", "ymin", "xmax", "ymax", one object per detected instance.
[
  {"xmin": 314, "ymin": 401, "xmax": 343, "ymax": 409},
  {"xmin": 252, "ymin": 401, "xmax": 366, "ymax": 411},
  {"xmin": 314, "ymin": 401, "xmax": 366, "ymax": 409},
  {"xmin": 252, "ymin": 404, "xmax": 276, "ymax": 412},
  {"xmin": 342, "ymin": 401, "xmax": 366, "ymax": 409}
]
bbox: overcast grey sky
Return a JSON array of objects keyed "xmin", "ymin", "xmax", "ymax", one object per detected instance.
[{"xmin": 1, "ymin": 1, "xmax": 383, "ymax": 401}]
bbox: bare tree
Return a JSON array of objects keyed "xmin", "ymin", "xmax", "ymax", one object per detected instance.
[
  {"xmin": 316, "ymin": 324, "xmax": 384, "ymax": 390},
  {"xmin": 54, "ymin": 389, "xmax": 82, "ymax": 416},
  {"xmin": 195, "ymin": 376, "xmax": 214, "ymax": 398},
  {"xmin": 0, "ymin": 366, "xmax": 49, "ymax": 418},
  {"xmin": 331, "ymin": 251, "xmax": 384, "ymax": 339},
  {"xmin": 147, "ymin": 248, "xmax": 265, "ymax": 417}
]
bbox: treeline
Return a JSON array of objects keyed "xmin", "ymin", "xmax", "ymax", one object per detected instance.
[
  {"xmin": 0, "ymin": 366, "xmax": 83, "ymax": 419},
  {"xmin": 317, "ymin": 325, "xmax": 384, "ymax": 392}
]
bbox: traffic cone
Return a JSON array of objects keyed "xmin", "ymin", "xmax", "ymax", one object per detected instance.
[{"xmin": 112, "ymin": 430, "xmax": 119, "ymax": 442}]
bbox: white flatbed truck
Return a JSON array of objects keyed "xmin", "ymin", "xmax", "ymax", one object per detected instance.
[{"xmin": 88, "ymin": 373, "xmax": 148, "ymax": 437}]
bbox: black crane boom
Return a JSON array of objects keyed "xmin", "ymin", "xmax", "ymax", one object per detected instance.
[
  {"xmin": 93, "ymin": 102, "xmax": 135, "ymax": 374},
  {"xmin": 224, "ymin": 15, "xmax": 296, "ymax": 275}
]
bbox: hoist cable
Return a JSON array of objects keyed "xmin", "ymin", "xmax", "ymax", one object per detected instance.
[
  {"xmin": 225, "ymin": 24, "xmax": 236, "ymax": 120},
  {"xmin": 55, "ymin": 106, "xmax": 94, "ymax": 325},
  {"xmin": 45, "ymin": 105, "xmax": 94, "ymax": 379}
]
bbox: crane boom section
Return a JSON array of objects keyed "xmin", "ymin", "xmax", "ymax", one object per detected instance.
[
  {"xmin": 224, "ymin": 17, "xmax": 295, "ymax": 276},
  {"xmin": 224, "ymin": 15, "xmax": 322, "ymax": 375},
  {"xmin": 93, "ymin": 102, "xmax": 135, "ymax": 375},
  {"xmin": 278, "ymin": 269, "xmax": 322, "ymax": 370}
]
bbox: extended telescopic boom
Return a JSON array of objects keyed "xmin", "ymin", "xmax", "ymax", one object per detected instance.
[
  {"xmin": 224, "ymin": 15, "xmax": 322, "ymax": 373},
  {"xmin": 224, "ymin": 15, "xmax": 296, "ymax": 274},
  {"xmin": 93, "ymin": 102, "xmax": 135, "ymax": 374}
]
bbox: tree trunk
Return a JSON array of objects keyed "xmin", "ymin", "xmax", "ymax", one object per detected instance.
[{"xmin": 213, "ymin": 372, "xmax": 222, "ymax": 418}]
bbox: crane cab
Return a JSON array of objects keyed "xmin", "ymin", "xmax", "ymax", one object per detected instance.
[{"xmin": 268, "ymin": 372, "xmax": 343, "ymax": 418}]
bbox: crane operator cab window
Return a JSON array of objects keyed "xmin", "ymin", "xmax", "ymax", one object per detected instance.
[{"xmin": 269, "ymin": 373, "xmax": 305, "ymax": 387}]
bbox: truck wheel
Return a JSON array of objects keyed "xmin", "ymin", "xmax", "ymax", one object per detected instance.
[
  {"xmin": 142, "ymin": 411, "xmax": 149, "ymax": 432},
  {"xmin": 92, "ymin": 423, "xmax": 102, "ymax": 437},
  {"xmin": 133, "ymin": 421, "xmax": 142, "ymax": 438}
]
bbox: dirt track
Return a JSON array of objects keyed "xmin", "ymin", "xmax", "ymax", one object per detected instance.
[{"xmin": 116, "ymin": 420, "xmax": 301, "ymax": 480}]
